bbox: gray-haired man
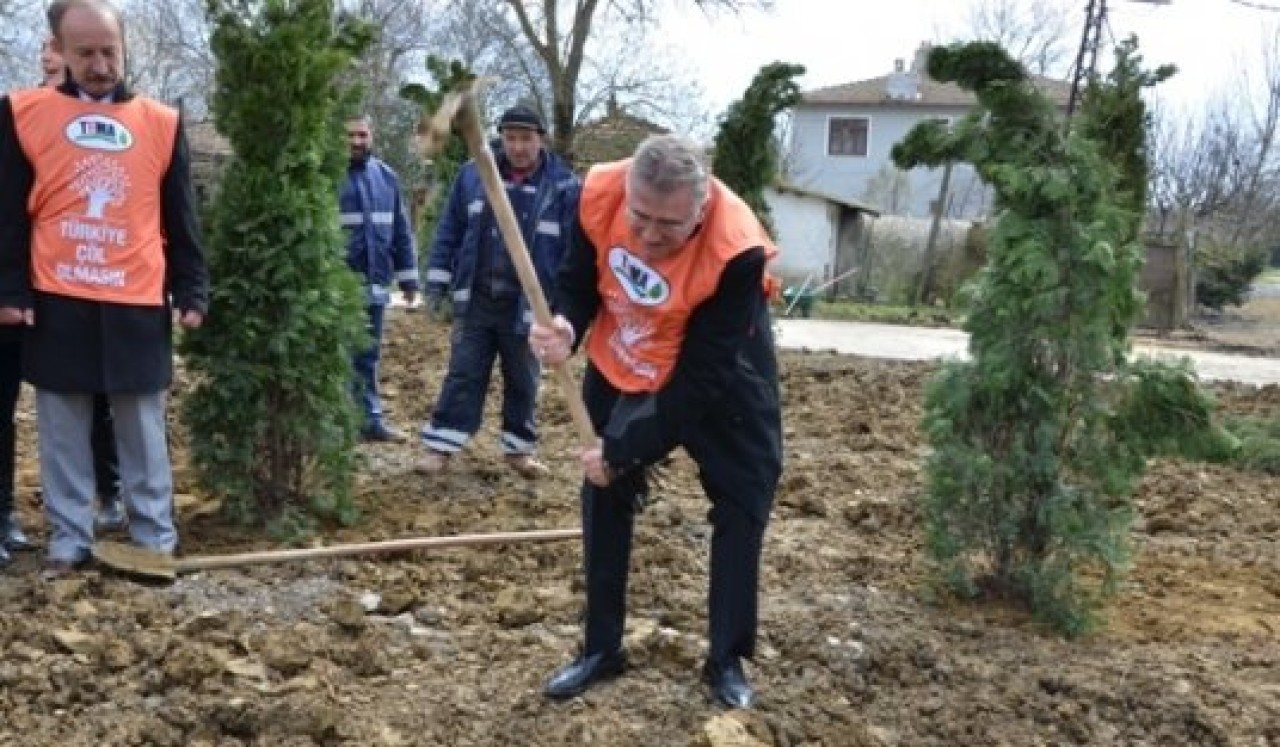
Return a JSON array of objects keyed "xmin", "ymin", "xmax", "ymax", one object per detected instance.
[{"xmin": 530, "ymin": 134, "xmax": 783, "ymax": 709}]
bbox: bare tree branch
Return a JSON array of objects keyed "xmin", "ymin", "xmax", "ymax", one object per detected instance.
[
  {"xmin": 471, "ymin": 0, "xmax": 768, "ymax": 156},
  {"xmin": 1149, "ymin": 29, "xmax": 1280, "ymax": 252},
  {"xmin": 960, "ymin": 0, "xmax": 1073, "ymax": 77}
]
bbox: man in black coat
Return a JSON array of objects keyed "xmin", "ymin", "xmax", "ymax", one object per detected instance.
[
  {"xmin": 0, "ymin": 0, "xmax": 208, "ymax": 577},
  {"xmin": 530, "ymin": 134, "xmax": 782, "ymax": 709}
]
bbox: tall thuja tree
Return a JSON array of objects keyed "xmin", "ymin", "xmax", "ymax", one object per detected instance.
[
  {"xmin": 183, "ymin": 0, "xmax": 373, "ymax": 531},
  {"xmin": 401, "ymin": 55, "xmax": 474, "ymax": 263},
  {"xmin": 893, "ymin": 41, "xmax": 1229, "ymax": 635},
  {"xmin": 712, "ymin": 61, "xmax": 805, "ymax": 233},
  {"xmin": 1078, "ymin": 36, "xmax": 1175, "ymax": 245}
]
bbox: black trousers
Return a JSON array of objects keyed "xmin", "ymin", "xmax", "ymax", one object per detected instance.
[
  {"xmin": 90, "ymin": 393, "xmax": 120, "ymax": 501},
  {"xmin": 0, "ymin": 340, "xmax": 119, "ymax": 516},
  {"xmin": 579, "ymin": 338, "xmax": 781, "ymax": 665},
  {"xmin": 0, "ymin": 340, "xmax": 20, "ymax": 517}
]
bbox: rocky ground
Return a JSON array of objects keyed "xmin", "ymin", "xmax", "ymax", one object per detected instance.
[{"xmin": 0, "ymin": 308, "xmax": 1277, "ymax": 746}]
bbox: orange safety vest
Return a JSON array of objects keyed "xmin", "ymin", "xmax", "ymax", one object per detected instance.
[
  {"xmin": 10, "ymin": 87, "xmax": 177, "ymax": 306},
  {"xmin": 578, "ymin": 160, "xmax": 777, "ymax": 393}
]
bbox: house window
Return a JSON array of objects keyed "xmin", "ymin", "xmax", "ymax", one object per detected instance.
[{"xmin": 828, "ymin": 117, "xmax": 869, "ymax": 157}]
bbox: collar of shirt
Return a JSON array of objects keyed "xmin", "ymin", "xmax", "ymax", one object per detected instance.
[
  {"xmin": 61, "ymin": 78, "xmax": 124, "ymax": 103},
  {"xmin": 78, "ymin": 90, "xmax": 116, "ymax": 104},
  {"xmin": 501, "ymin": 153, "xmax": 543, "ymax": 186}
]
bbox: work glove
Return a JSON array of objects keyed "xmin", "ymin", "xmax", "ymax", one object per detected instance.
[{"xmin": 425, "ymin": 283, "xmax": 450, "ymax": 322}]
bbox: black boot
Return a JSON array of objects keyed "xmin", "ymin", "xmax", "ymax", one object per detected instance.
[
  {"xmin": 95, "ymin": 495, "xmax": 127, "ymax": 532},
  {"xmin": 1, "ymin": 511, "xmax": 32, "ymax": 552},
  {"xmin": 360, "ymin": 421, "xmax": 405, "ymax": 443}
]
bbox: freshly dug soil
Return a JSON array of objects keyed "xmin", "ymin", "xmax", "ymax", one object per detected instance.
[{"xmin": 1, "ymin": 308, "xmax": 1276, "ymax": 746}]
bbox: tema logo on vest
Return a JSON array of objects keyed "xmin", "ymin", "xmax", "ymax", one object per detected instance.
[
  {"xmin": 64, "ymin": 115, "xmax": 134, "ymax": 152},
  {"xmin": 608, "ymin": 247, "xmax": 669, "ymax": 306}
]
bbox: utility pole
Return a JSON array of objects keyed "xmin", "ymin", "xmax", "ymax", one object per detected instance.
[
  {"xmin": 1065, "ymin": 0, "xmax": 1105, "ymax": 122},
  {"xmin": 918, "ymin": 162, "xmax": 954, "ymax": 307},
  {"xmin": 1065, "ymin": 0, "xmax": 1172, "ymax": 124}
]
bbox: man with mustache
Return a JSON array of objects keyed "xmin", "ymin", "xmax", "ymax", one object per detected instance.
[
  {"xmin": 0, "ymin": 26, "xmax": 132, "ymax": 567},
  {"xmin": 0, "ymin": 0, "xmax": 208, "ymax": 577},
  {"xmin": 417, "ymin": 105, "xmax": 579, "ymax": 478}
]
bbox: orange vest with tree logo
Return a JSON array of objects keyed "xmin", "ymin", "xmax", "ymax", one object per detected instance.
[
  {"xmin": 578, "ymin": 160, "xmax": 777, "ymax": 393},
  {"xmin": 11, "ymin": 87, "xmax": 177, "ymax": 306}
]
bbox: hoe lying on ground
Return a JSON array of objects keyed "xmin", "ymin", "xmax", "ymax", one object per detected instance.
[{"xmin": 92, "ymin": 528, "xmax": 583, "ymax": 582}]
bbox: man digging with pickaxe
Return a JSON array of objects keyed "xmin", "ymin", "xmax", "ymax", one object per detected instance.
[{"xmin": 421, "ymin": 85, "xmax": 784, "ymax": 710}]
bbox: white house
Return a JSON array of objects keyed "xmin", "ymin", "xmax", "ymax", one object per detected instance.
[
  {"xmin": 764, "ymin": 183, "xmax": 878, "ymax": 296},
  {"xmin": 786, "ymin": 42, "xmax": 1071, "ymax": 220}
]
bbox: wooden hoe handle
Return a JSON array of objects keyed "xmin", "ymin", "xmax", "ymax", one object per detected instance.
[{"xmin": 176, "ymin": 528, "xmax": 582, "ymax": 572}]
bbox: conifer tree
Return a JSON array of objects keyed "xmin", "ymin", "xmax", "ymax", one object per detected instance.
[
  {"xmin": 1078, "ymin": 36, "xmax": 1175, "ymax": 245},
  {"xmin": 712, "ymin": 61, "xmax": 805, "ymax": 232},
  {"xmin": 182, "ymin": 0, "xmax": 373, "ymax": 531},
  {"xmin": 893, "ymin": 41, "xmax": 1231, "ymax": 635}
]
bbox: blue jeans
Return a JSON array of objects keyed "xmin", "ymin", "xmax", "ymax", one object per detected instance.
[
  {"xmin": 352, "ymin": 303, "xmax": 386, "ymax": 427},
  {"xmin": 421, "ymin": 294, "xmax": 540, "ymax": 455}
]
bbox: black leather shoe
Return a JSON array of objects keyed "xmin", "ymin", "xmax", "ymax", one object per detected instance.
[
  {"xmin": 703, "ymin": 658, "xmax": 755, "ymax": 709},
  {"xmin": 95, "ymin": 498, "xmax": 128, "ymax": 532},
  {"xmin": 1, "ymin": 513, "xmax": 33, "ymax": 551},
  {"xmin": 360, "ymin": 422, "xmax": 406, "ymax": 443},
  {"xmin": 544, "ymin": 650, "xmax": 626, "ymax": 700}
]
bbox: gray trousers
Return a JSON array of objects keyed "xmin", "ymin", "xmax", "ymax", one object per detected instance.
[{"xmin": 37, "ymin": 389, "xmax": 175, "ymax": 561}]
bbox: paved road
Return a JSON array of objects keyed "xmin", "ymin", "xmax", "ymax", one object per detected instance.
[
  {"xmin": 775, "ymin": 319, "xmax": 1280, "ymax": 386},
  {"xmin": 1248, "ymin": 280, "xmax": 1280, "ymax": 300}
]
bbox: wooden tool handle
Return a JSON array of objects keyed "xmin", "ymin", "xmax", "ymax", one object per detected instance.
[
  {"xmin": 176, "ymin": 528, "xmax": 582, "ymax": 572},
  {"xmin": 454, "ymin": 94, "xmax": 597, "ymax": 447}
]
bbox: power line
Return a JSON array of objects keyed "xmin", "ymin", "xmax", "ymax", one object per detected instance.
[{"xmin": 1225, "ymin": 0, "xmax": 1280, "ymax": 11}]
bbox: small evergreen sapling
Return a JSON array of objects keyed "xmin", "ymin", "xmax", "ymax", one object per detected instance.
[{"xmin": 182, "ymin": 0, "xmax": 374, "ymax": 532}]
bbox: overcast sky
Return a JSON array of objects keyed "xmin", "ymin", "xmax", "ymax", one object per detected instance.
[{"xmin": 658, "ymin": 0, "xmax": 1278, "ymax": 117}]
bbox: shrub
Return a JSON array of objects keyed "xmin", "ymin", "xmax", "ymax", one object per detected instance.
[
  {"xmin": 712, "ymin": 61, "xmax": 805, "ymax": 234},
  {"xmin": 1195, "ymin": 243, "xmax": 1266, "ymax": 311},
  {"xmin": 895, "ymin": 40, "xmax": 1213, "ymax": 636},
  {"xmin": 181, "ymin": 0, "xmax": 373, "ymax": 532},
  {"xmin": 1224, "ymin": 416, "xmax": 1280, "ymax": 475},
  {"xmin": 400, "ymin": 55, "xmax": 473, "ymax": 269}
]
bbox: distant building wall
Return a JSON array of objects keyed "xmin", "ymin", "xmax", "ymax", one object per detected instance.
[
  {"xmin": 788, "ymin": 103, "xmax": 990, "ymax": 219},
  {"xmin": 766, "ymin": 188, "xmax": 836, "ymax": 283}
]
